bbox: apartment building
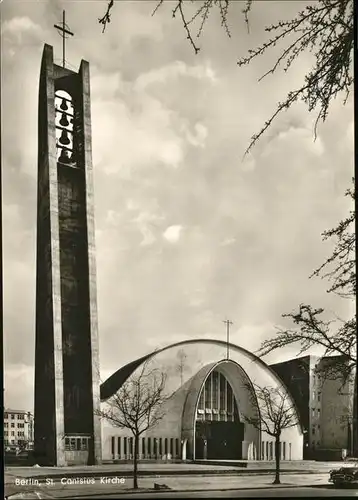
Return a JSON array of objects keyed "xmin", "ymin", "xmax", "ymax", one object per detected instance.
[
  {"xmin": 270, "ymin": 355, "xmax": 355, "ymax": 460},
  {"xmin": 4, "ymin": 409, "xmax": 34, "ymax": 449}
]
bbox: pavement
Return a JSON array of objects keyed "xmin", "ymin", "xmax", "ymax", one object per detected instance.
[
  {"xmin": 5, "ymin": 461, "xmax": 354, "ymax": 499},
  {"xmin": 4, "ymin": 471, "xmax": 334, "ymax": 499}
]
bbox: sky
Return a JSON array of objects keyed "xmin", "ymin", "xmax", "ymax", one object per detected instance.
[{"xmin": 2, "ymin": 0, "xmax": 354, "ymax": 412}]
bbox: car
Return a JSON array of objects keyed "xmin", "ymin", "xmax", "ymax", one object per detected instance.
[{"xmin": 329, "ymin": 466, "xmax": 358, "ymax": 488}]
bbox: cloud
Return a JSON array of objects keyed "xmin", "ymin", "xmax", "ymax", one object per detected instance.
[
  {"xmin": 163, "ymin": 225, "xmax": 183, "ymax": 243},
  {"xmin": 2, "ymin": 16, "xmax": 43, "ymax": 41},
  {"xmin": 135, "ymin": 60, "xmax": 217, "ymax": 91}
]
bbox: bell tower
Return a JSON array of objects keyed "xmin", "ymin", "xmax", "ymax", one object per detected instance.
[{"xmin": 34, "ymin": 26, "xmax": 102, "ymax": 466}]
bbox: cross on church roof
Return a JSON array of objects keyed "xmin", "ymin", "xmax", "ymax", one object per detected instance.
[{"xmin": 54, "ymin": 10, "xmax": 74, "ymax": 68}]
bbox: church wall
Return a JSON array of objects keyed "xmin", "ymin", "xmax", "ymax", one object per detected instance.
[{"xmin": 101, "ymin": 341, "xmax": 304, "ymax": 461}]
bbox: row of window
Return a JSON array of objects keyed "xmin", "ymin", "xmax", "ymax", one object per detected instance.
[
  {"xmin": 4, "ymin": 413, "xmax": 26, "ymax": 420},
  {"xmin": 311, "ymin": 424, "xmax": 321, "ymax": 436},
  {"xmin": 64, "ymin": 436, "xmax": 90, "ymax": 452},
  {"xmin": 261, "ymin": 441, "xmax": 291, "ymax": 461},
  {"xmin": 111, "ymin": 437, "xmax": 180, "ymax": 459},
  {"xmin": 4, "ymin": 422, "xmax": 25, "ymax": 428},
  {"xmin": 4, "ymin": 431, "xmax": 26, "ymax": 437},
  {"xmin": 312, "ymin": 391, "xmax": 321, "ymax": 402}
]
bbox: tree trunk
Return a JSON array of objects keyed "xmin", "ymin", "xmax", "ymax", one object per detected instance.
[
  {"xmin": 273, "ymin": 435, "xmax": 281, "ymax": 484},
  {"xmin": 133, "ymin": 434, "xmax": 139, "ymax": 489}
]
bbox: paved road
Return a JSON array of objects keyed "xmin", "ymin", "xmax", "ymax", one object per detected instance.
[
  {"xmin": 80, "ymin": 486, "xmax": 358, "ymax": 498},
  {"xmin": 5, "ymin": 473, "xmax": 332, "ymax": 499}
]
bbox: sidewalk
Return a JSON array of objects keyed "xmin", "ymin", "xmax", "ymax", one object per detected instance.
[
  {"xmin": 5, "ymin": 473, "xmax": 330, "ymax": 499},
  {"xmin": 5, "ymin": 460, "xmax": 341, "ymax": 481}
]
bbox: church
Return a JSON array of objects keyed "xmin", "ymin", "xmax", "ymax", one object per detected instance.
[{"xmin": 100, "ymin": 339, "xmax": 304, "ymax": 462}]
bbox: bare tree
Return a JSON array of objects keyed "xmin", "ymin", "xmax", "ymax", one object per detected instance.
[
  {"xmin": 99, "ymin": 0, "xmax": 353, "ymax": 155},
  {"xmin": 243, "ymin": 382, "xmax": 300, "ymax": 484},
  {"xmin": 96, "ymin": 359, "xmax": 170, "ymax": 489},
  {"xmin": 258, "ymin": 185, "xmax": 356, "ymax": 383}
]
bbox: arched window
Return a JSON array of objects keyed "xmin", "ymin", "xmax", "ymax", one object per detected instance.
[
  {"xmin": 197, "ymin": 370, "xmax": 239, "ymax": 423},
  {"xmin": 55, "ymin": 89, "xmax": 75, "ymax": 165}
]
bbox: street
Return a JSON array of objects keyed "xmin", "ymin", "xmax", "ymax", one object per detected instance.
[
  {"xmin": 6, "ymin": 473, "xmax": 355, "ymax": 499},
  {"xmin": 79, "ymin": 486, "xmax": 358, "ymax": 499}
]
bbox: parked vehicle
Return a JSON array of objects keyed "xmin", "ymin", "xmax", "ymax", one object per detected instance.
[{"xmin": 329, "ymin": 466, "xmax": 358, "ymax": 488}]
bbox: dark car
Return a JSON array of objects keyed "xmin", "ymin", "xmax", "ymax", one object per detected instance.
[{"xmin": 329, "ymin": 466, "xmax": 358, "ymax": 488}]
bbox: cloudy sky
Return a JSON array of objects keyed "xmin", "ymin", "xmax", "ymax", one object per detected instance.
[{"xmin": 2, "ymin": 0, "xmax": 354, "ymax": 411}]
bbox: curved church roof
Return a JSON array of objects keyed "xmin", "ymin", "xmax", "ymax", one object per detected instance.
[{"xmin": 100, "ymin": 338, "xmax": 285, "ymax": 401}]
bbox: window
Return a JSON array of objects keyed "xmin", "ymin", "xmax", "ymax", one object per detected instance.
[
  {"xmin": 312, "ymin": 391, "xmax": 316, "ymax": 400},
  {"xmin": 147, "ymin": 437, "xmax": 151, "ymax": 456},
  {"xmin": 124, "ymin": 437, "xmax": 127, "ymax": 456},
  {"xmin": 175, "ymin": 439, "xmax": 179, "ymax": 458},
  {"xmin": 11, "ymin": 423, "xmax": 15, "ymax": 428},
  {"xmin": 170, "ymin": 438, "xmax": 174, "ymax": 456},
  {"xmin": 4, "ymin": 413, "xmax": 8, "ymax": 419},
  {"xmin": 282, "ymin": 441, "xmax": 286, "ymax": 460},
  {"xmin": 118, "ymin": 437, "xmax": 121, "ymax": 458},
  {"xmin": 159, "ymin": 438, "xmax": 163, "ymax": 456},
  {"xmin": 269, "ymin": 442, "xmax": 273, "ymax": 460},
  {"xmin": 317, "ymin": 441, "xmax": 320, "ymax": 446},
  {"xmin": 261, "ymin": 442, "xmax": 265, "ymax": 460},
  {"xmin": 318, "ymin": 392, "xmax": 321, "ymax": 402},
  {"xmin": 317, "ymin": 408, "xmax": 321, "ymax": 417},
  {"xmin": 80, "ymin": 438, "xmax": 88, "ymax": 451},
  {"xmin": 164, "ymin": 438, "xmax": 168, "ymax": 455},
  {"xmin": 141, "ymin": 438, "xmax": 145, "ymax": 458},
  {"xmin": 312, "ymin": 426, "xmax": 316, "ymax": 435},
  {"xmin": 317, "ymin": 424, "xmax": 321, "ymax": 430},
  {"xmin": 312, "ymin": 408, "xmax": 315, "ymax": 418},
  {"xmin": 4, "ymin": 423, "xmax": 8, "ymax": 428},
  {"xmin": 18, "ymin": 414, "xmax": 24, "ymax": 420},
  {"xmin": 129, "ymin": 437, "xmax": 133, "ymax": 456},
  {"xmin": 11, "ymin": 414, "xmax": 15, "ymax": 420},
  {"xmin": 11, "ymin": 431, "xmax": 15, "ymax": 436},
  {"xmin": 111, "ymin": 437, "xmax": 115, "ymax": 457}
]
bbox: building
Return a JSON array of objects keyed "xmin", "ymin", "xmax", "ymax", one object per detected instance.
[
  {"xmin": 270, "ymin": 355, "xmax": 355, "ymax": 460},
  {"xmin": 100, "ymin": 339, "xmax": 304, "ymax": 462},
  {"xmin": 34, "ymin": 38, "xmax": 101, "ymax": 466},
  {"xmin": 4, "ymin": 410, "xmax": 34, "ymax": 449}
]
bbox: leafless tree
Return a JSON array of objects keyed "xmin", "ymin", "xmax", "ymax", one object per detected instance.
[
  {"xmin": 96, "ymin": 359, "xmax": 170, "ymax": 489},
  {"xmin": 99, "ymin": 0, "xmax": 353, "ymax": 155},
  {"xmin": 258, "ymin": 185, "xmax": 356, "ymax": 384},
  {"xmin": 243, "ymin": 382, "xmax": 300, "ymax": 484}
]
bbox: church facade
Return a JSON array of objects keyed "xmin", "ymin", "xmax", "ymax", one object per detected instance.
[{"xmin": 100, "ymin": 340, "xmax": 304, "ymax": 462}]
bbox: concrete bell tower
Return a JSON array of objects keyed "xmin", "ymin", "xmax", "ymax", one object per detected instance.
[{"xmin": 34, "ymin": 19, "xmax": 102, "ymax": 466}]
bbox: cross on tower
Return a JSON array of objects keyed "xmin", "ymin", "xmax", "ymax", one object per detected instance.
[
  {"xmin": 54, "ymin": 10, "xmax": 74, "ymax": 68},
  {"xmin": 223, "ymin": 319, "xmax": 233, "ymax": 360}
]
